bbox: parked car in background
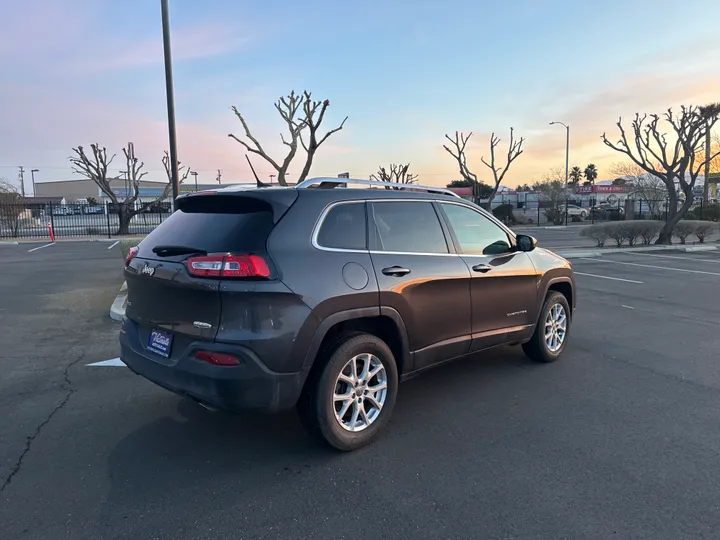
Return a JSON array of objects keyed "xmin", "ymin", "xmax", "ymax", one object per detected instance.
[
  {"xmin": 565, "ymin": 204, "xmax": 587, "ymax": 219},
  {"xmin": 120, "ymin": 178, "xmax": 576, "ymax": 451}
]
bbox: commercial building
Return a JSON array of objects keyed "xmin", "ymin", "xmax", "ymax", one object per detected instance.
[{"xmin": 34, "ymin": 178, "xmax": 167, "ymax": 202}]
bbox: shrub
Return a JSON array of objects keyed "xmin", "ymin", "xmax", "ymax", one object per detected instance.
[
  {"xmin": 693, "ymin": 221, "xmax": 718, "ymax": 243},
  {"xmin": 580, "ymin": 223, "xmax": 609, "ymax": 247},
  {"xmin": 596, "ymin": 222, "xmax": 628, "ymax": 247},
  {"xmin": 622, "ymin": 222, "xmax": 642, "ymax": 247},
  {"xmin": 673, "ymin": 221, "xmax": 696, "ymax": 244},
  {"xmin": 634, "ymin": 220, "xmax": 663, "ymax": 245},
  {"xmin": 492, "ymin": 204, "xmax": 516, "ymax": 225},
  {"xmin": 86, "ymin": 226, "xmax": 101, "ymax": 235}
]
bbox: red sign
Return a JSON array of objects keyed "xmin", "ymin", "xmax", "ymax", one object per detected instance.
[{"xmin": 573, "ymin": 185, "xmax": 628, "ymax": 194}]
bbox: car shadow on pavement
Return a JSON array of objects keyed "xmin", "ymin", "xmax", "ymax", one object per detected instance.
[{"xmin": 98, "ymin": 345, "xmax": 541, "ymax": 531}]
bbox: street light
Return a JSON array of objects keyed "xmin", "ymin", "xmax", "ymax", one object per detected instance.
[
  {"xmin": 30, "ymin": 169, "xmax": 39, "ymax": 196},
  {"xmin": 549, "ymin": 121, "xmax": 570, "ymax": 225},
  {"xmin": 161, "ymin": 0, "xmax": 180, "ymax": 203},
  {"xmin": 191, "ymin": 171, "xmax": 198, "ymax": 191}
]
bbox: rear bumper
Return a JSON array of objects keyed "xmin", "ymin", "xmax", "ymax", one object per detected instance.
[{"xmin": 119, "ymin": 318, "xmax": 305, "ymax": 413}]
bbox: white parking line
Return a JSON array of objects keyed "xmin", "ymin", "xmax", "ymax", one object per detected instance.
[
  {"xmin": 87, "ymin": 358, "xmax": 126, "ymax": 367},
  {"xmin": 580, "ymin": 258, "xmax": 720, "ymax": 277},
  {"xmin": 108, "ymin": 240, "xmax": 120, "ymax": 250},
  {"xmin": 27, "ymin": 242, "xmax": 55, "ymax": 253},
  {"xmin": 632, "ymin": 252, "xmax": 720, "ymax": 263},
  {"xmin": 574, "ymin": 271, "xmax": 643, "ymax": 284}
]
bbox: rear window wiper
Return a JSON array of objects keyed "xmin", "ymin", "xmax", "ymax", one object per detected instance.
[{"xmin": 151, "ymin": 245, "xmax": 208, "ymax": 257}]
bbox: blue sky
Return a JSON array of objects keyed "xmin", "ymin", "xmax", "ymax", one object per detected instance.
[{"xmin": 1, "ymin": 0, "xmax": 719, "ymax": 189}]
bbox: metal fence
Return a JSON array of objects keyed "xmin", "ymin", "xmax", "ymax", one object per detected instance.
[
  {"xmin": 0, "ymin": 202, "xmax": 172, "ymax": 239},
  {"xmin": 492, "ymin": 199, "xmax": 720, "ymax": 227}
]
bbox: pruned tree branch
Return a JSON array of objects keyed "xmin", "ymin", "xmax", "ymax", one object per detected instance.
[
  {"xmin": 370, "ymin": 163, "xmax": 418, "ymax": 189},
  {"xmin": 70, "ymin": 144, "xmax": 117, "ymax": 204},
  {"xmin": 229, "ymin": 90, "xmax": 347, "ymax": 186},
  {"xmin": 296, "ymin": 91, "xmax": 348, "ymax": 182},
  {"xmin": 479, "ymin": 127, "xmax": 525, "ymax": 205}
]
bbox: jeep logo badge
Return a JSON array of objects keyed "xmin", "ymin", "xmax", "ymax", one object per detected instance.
[{"xmin": 140, "ymin": 264, "xmax": 155, "ymax": 277}]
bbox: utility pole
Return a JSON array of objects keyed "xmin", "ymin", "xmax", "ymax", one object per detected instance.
[
  {"xmin": 269, "ymin": 174, "xmax": 276, "ymax": 185},
  {"xmin": 18, "ymin": 166, "xmax": 25, "ymax": 198},
  {"xmin": 216, "ymin": 169, "xmax": 222, "ymax": 185},
  {"xmin": 31, "ymin": 169, "xmax": 39, "ymax": 196},
  {"xmin": 161, "ymin": 0, "xmax": 180, "ymax": 203},
  {"xmin": 191, "ymin": 171, "xmax": 198, "ymax": 191}
]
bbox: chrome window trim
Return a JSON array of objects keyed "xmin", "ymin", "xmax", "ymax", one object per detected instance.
[
  {"xmin": 311, "ymin": 197, "xmax": 516, "ymax": 256},
  {"xmin": 311, "ymin": 200, "xmax": 369, "ymax": 253}
]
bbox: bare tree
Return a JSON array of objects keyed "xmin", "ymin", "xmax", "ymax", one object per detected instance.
[
  {"xmin": 370, "ymin": 163, "xmax": 418, "ymax": 189},
  {"xmin": 297, "ymin": 91, "xmax": 348, "ymax": 183},
  {"xmin": 0, "ymin": 178, "xmax": 24, "ymax": 237},
  {"xmin": 229, "ymin": 90, "xmax": 347, "ymax": 186},
  {"xmin": 70, "ymin": 143, "xmax": 189, "ymax": 235},
  {"xmin": 443, "ymin": 132, "xmax": 491, "ymax": 204},
  {"xmin": 602, "ymin": 106, "xmax": 720, "ymax": 243},
  {"xmin": 480, "ymin": 128, "xmax": 525, "ymax": 206}
]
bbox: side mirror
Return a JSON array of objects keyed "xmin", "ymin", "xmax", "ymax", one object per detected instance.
[{"xmin": 516, "ymin": 234, "xmax": 537, "ymax": 252}]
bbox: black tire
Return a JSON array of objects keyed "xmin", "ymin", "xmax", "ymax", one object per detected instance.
[
  {"xmin": 522, "ymin": 291, "xmax": 571, "ymax": 363},
  {"xmin": 297, "ymin": 333, "xmax": 399, "ymax": 451}
]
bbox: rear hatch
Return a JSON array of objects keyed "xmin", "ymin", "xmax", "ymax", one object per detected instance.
[{"xmin": 124, "ymin": 192, "xmax": 294, "ymax": 352}]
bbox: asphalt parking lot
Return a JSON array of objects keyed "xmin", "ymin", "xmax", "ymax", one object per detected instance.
[{"xmin": 1, "ymin": 240, "xmax": 720, "ymax": 540}]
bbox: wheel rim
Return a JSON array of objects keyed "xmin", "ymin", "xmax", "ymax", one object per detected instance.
[
  {"xmin": 544, "ymin": 303, "xmax": 567, "ymax": 353},
  {"xmin": 333, "ymin": 353, "xmax": 388, "ymax": 432}
]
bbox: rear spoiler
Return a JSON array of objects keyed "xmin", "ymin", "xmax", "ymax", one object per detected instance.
[{"xmin": 176, "ymin": 189, "xmax": 299, "ymax": 223}]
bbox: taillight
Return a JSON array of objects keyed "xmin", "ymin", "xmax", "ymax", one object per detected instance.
[
  {"xmin": 194, "ymin": 351, "xmax": 240, "ymax": 366},
  {"xmin": 125, "ymin": 246, "xmax": 138, "ymax": 266},
  {"xmin": 186, "ymin": 254, "xmax": 270, "ymax": 279}
]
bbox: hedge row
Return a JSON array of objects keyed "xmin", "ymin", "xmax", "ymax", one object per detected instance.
[{"xmin": 579, "ymin": 220, "xmax": 719, "ymax": 247}]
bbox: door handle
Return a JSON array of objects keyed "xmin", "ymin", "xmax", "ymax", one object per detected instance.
[
  {"xmin": 382, "ymin": 266, "xmax": 411, "ymax": 277},
  {"xmin": 472, "ymin": 263, "xmax": 492, "ymax": 273}
]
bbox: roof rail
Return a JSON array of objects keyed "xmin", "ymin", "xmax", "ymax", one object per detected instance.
[{"xmin": 295, "ymin": 177, "xmax": 461, "ymax": 198}]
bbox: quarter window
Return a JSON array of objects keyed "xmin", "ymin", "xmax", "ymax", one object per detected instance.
[
  {"xmin": 316, "ymin": 202, "xmax": 367, "ymax": 250},
  {"xmin": 371, "ymin": 201, "xmax": 448, "ymax": 254},
  {"xmin": 440, "ymin": 203, "xmax": 512, "ymax": 255}
]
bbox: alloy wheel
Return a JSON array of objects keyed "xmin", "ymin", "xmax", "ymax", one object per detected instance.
[{"xmin": 333, "ymin": 353, "xmax": 388, "ymax": 432}]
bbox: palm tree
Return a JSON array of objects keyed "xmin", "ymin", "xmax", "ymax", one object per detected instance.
[
  {"xmin": 569, "ymin": 166, "xmax": 583, "ymax": 185},
  {"xmin": 698, "ymin": 103, "xmax": 720, "ymax": 201},
  {"xmin": 584, "ymin": 164, "xmax": 598, "ymax": 185}
]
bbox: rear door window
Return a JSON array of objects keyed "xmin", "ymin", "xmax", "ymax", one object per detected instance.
[
  {"xmin": 370, "ymin": 201, "xmax": 449, "ymax": 254},
  {"xmin": 138, "ymin": 196, "xmax": 275, "ymax": 257},
  {"xmin": 316, "ymin": 202, "xmax": 367, "ymax": 250}
]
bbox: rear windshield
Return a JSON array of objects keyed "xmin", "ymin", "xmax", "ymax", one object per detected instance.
[{"xmin": 138, "ymin": 196, "xmax": 274, "ymax": 256}]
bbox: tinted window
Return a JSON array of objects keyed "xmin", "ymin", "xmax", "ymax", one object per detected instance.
[
  {"xmin": 316, "ymin": 202, "xmax": 367, "ymax": 250},
  {"xmin": 440, "ymin": 203, "xmax": 511, "ymax": 255},
  {"xmin": 371, "ymin": 201, "xmax": 448, "ymax": 254},
  {"xmin": 139, "ymin": 196, "xmax": 274, "ymax": 256}
]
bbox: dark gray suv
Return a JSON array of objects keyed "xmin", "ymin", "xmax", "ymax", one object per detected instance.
[{"xmin": 120, "ymin": 178, "xmax": 575, "ymax": 450}]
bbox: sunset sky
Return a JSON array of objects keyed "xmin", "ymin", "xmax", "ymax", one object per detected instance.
[{"xmin": 1, "ymin": 0, "xmax": 719, "ymax": 190}]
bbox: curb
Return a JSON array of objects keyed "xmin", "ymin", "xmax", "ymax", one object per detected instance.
[
  {"xmin": 0, "ymin": 241, "xmax": 19, "ymax": 245},
  {"xmin": 109, "ymin": 281, "xmax": 127, "ymax": 322},
  {"xmin": 556, "ymin": 244, "xmax": 718, "ymax": 259}
]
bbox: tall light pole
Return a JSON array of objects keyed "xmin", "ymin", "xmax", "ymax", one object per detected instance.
[
  {"xmin": 190, "ymin": 171, "xmax": 198, "ymax": 191},
  {"xmin": 550, "ymin": 121, "xmax": 570, "ymax": 225},
  {"xmin": 161, "ymin": 0, "xmax": 180, "ymax": 203},
  {"xmin": 31, "ymin": 169, "xmax": 39, "ymax": 196}
]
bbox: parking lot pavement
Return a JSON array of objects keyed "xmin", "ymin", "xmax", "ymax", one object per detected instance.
[{"xmin": 2, "ymin": 248, "xmax": 720, "ymax": 539}]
